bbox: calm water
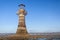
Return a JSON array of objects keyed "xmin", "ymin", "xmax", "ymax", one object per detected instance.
[{"xmin": 28, "ymin": 38, "xmax": 60, "ymax": 40}]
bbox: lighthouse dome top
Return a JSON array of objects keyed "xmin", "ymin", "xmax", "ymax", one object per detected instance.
[
  {"xmin": 17, "ymin": 4, "xmax": 27, "ymax": 15},
  {"xmin": 18, "ymin": 4, "xmax": 25, "ymax": 7}
]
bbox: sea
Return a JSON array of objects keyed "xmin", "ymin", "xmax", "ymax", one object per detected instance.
[{"xmin": 28, "ymin": 38, "xmax": 60, "ymax": 40}]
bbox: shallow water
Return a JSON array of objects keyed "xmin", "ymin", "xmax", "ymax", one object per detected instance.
[{"xmin": 28, "ymin": 38, "xmax": 60, "ymax": 40}]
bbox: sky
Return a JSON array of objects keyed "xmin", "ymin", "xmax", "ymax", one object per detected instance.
[{"xmin": 0, "ymin": 0, "xmax": 60, "ymax": 33}]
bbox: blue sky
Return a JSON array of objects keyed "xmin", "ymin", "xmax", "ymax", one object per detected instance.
[{"xmin": 0, "ymin": 0, "xmax": 60, "ymax": 33}]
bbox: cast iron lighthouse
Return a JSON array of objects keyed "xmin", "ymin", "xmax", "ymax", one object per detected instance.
[{"xmin": 16, "ymin": 4, "xmax": 27, "ymax": 35}]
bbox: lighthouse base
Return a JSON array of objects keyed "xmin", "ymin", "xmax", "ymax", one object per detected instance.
[
  {"xmin": 3, "ymin": 34, "xmax": 29, "ymax": 40},
  {"xmin": 16, "ymin": 27, "xmax": 28, "ymax": 35}
]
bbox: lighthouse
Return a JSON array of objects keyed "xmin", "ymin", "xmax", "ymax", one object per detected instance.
[{"xmin": 16, "ymin": 4, "xmax": 28, "ymax": 35}]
